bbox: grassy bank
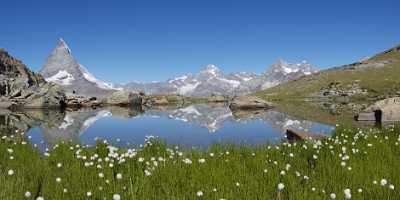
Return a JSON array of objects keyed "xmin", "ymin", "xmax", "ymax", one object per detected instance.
[
  {"xmin": 1, "ymin": 126, "xmax": 400, "ymax": 199},
  {"xmin": 255, "ymin": 45, "xmax": 400, "ymax": 103}
]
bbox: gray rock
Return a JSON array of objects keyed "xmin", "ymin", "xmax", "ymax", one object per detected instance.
[
  {"xmin": 356, "ymin": 97, "xmax": 400, "ymax": 122},
  {"xmin": 356, "ymin": 112, "xmax": 376, "ymax": 121},
  {"xmin": 103, "ymin": 91, "xmax": 142, "ymax": 106},
  {"xmin": 229, "ymin": 96, "xmax": 273, "ymax": 110}
]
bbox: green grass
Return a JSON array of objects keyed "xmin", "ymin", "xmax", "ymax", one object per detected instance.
[
  {"xmin": 1, "ymin": 126, "xmax": 400, "ymax": 199},
  {"xmin": 255, "ymin": 45, "xmax": 400, "ymax": 103}
]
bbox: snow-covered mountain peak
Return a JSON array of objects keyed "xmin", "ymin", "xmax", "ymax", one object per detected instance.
[
  {"xmin": 267, "ymin": 59, "xmax": 316, "ymax": 75},
  {"xmin": 40, "ymin": 38, "xmax": 120, "ymax": 97},
  {"xmin": 201, "ymin": 64, "xmax": 222, "ymax": 76}
]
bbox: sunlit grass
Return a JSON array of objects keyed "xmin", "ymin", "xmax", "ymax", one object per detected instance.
[{"xmin": 1, "ymin": 125, "xmax": 400, "ymax": 199}]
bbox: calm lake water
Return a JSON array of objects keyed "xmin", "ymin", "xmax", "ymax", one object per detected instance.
[{"xmin": 0, "ymin": 104, "xmax": 334, "ymax": 151}]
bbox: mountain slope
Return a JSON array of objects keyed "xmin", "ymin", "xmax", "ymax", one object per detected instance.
[
  {"xmin": 123, "ymin": 61, "xmax": 317, "ymax": 97},
  {"xmin": 40, "ymin": 39, "xmax": 121, "ymax": 97},
  {"xmin": 255, "ymin": 44, "xmax": 400, "ymax": 102}
]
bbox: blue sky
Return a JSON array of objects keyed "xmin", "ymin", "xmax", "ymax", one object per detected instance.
[{"xmin": 1, "ymin": 0, "xmax": 399, "ymax": 83}]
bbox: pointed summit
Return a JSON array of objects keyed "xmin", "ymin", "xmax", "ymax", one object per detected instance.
[
  {"xmin": 56, "ymin": 37, "xmax": 72, "ymax": 55},
  {"xmin": 58, "ymin": 38, "xmax": 68, "ymax": 47},
  {"xmin": 40, "ymin": 38, "xmax": 120, "ymax": 97}
]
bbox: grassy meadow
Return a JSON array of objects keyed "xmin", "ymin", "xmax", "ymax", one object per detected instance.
[{"xmin": 1, "ymin": 125, "xmax": 400, "ymax": 199}]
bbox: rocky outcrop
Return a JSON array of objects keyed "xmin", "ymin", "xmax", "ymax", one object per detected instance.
[
  {"xmin": 0, "ymin": 49, "xmax": 66, "ymax": 109},
  {"xmin": 102, "ymin": 91, "xmax": 142, "ymax": 106},
  {"xmin": 143, "ymin": 94, "xmax": 186, "ymax": 107},
  {"xmin": 229, "ymin": 96, "xmax": 273, "ymax": 110},
  {"xmin": 146, "ymin": 96, "xmax": 169, "ymax": 106},
  {"xmin": 356, "ymin": 97, "xmax": 400, "ymax": 122},
  {"xmin": 65, "ymin": 96, "xmax": 103, "ymax": 108}
]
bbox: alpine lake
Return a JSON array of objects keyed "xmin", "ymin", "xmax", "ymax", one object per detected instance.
[{"xmin": 0, "ymin": 103, "xmax": 337, "ymax": 151}]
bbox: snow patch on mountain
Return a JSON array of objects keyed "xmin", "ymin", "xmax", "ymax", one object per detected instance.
[
  {"xmin": 79, "ymin": 64, "xmax": 122, "ymax": 91},
  {"xmin": 46, "ymin": 70, "xmax": 75, "ymax": 85},
  {"xmin": 177, "ymin": 82, "xmax": 200, "ymax": 95}
]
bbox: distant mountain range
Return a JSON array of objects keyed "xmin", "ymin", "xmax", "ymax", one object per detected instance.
[
  {"xmin": 41, "ymin": 39, "xmax": 318, "ymax": 97},
  {"xmin": 121, "ymin": 60, "xmax": 317, "ymax": 97}
]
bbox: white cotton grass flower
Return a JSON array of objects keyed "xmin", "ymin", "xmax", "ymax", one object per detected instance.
[
  {"xmin": 86, "ymin": 191, "xmax": 92, "ymax": 197},
  {"xmin": 56, "ymin": 177, "xmax": 61, "ymax": 183},
  {"xmin": 344, "ymin": 188, "xmax": 351, "ymax": 199},
  {"xmin": 24, "ymin": 191, "xmax": 31, "ymax": 198},
  {"xmin": 63, "ymin": 188, "xmax": 68, "ymax": 193},
  {"xmin": 57, "ymin": 163, "xmax": 62, "ymax": 168},
  {"xmin": 98, "ymin": 172, "xmax": 104, "ymax": 178},
  {"xmin": 144, "ymin": 169, "xmax": 152, "ymax": 176},
  {"xmin": 389, "ymin": 184, "xmax": 395, "ymax": 190},
  {"xmin": 8, "ymin": 169, "xmax": 14, "ymax": 176},
  {"xmin": 196, "ymin": 191, "xmax": 204, "ymax": 197},
  {"xmin": 116, "ymin": 173, "xmax": 123, "ymax": 180},
  {"xmin": 330, "ymin": 193, "xmax": 336, "ymax": 199},
  {"xmin": 277, "ymin": 183, "xmax": 285, "ymax": 191},
  {"xmin": 36, "ymin": 197, "xmax": 44, "ymax": 200},
  {"xmin": 183, "ymin": 158, "xmax": 192, "ymax": 165},
  {"xmin": 380, "ymin": 179, "xmax": 387, "ymax": 186},
  {"xmin": 198, "ymin": 158, "xmax": 206, "ymax": 164},
  {"xmin": 113, "ymin": 194, "xmax": 121, "ymax": 200}
]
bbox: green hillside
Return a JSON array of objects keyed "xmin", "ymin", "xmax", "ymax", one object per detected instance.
[{"xmin": 255, "ymin": 44, "xmax": 400, "ymax": 104}]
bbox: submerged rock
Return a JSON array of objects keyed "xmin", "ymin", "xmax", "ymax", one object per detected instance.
[
  {"xmin": 229, "ymin": 96, "xmax": 273, "ymax": 110},
  {"xmin": 286, "ymin": 129, "xmax": 326, "ymax": 141}
]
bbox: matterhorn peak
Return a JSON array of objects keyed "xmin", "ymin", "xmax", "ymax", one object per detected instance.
[
  {"xmin": 40, "ymin": 38, "xmax": 120, "ymax": 97},
  {"xmin": 56, "ymin": 37, "xmax": 72, "ymax": 54}
]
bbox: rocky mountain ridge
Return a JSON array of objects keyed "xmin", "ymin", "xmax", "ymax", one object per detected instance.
[{"xmin": 122, "ymin": 59, "xmax": 317, "ymax": 97}]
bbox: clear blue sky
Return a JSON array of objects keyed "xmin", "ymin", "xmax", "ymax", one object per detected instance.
[{"xmin": 1, "ymin": 0, "xmax": 399, "ymax": 83}]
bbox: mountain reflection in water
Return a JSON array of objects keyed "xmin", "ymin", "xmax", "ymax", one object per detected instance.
[{"xmin": 0, "ymin": 104, "xmax": 334, "ymax": 150}]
